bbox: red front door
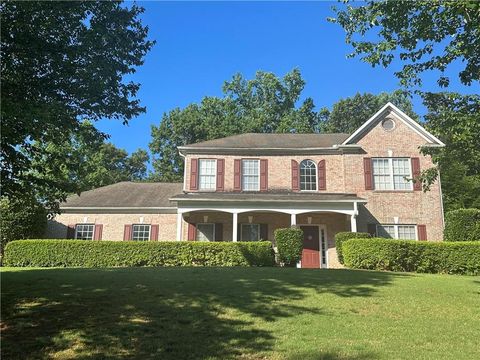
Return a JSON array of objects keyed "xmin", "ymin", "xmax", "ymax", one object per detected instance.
[{"xmin": 301, "ymin": 226, "xmax": 320, "ymax": 268}]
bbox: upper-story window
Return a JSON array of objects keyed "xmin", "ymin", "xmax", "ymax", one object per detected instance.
[
  {"xmin": 242, "ymin": 159, "xmax": 259, "ymax": 191},
  {"xmin": 198, "ymin": 159, "xmax": 216, "ymax": 190},
  {"xmin": 300, "ymin": 159, "xmax": 317, "ymax": 191},
  {"xmin": 372, "ymin": 158, "xmax": 412, "ymax": 190}
]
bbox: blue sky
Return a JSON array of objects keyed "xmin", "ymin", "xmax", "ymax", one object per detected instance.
[{"xmin": 96, "ymin": 1, "xmax": 473, "ymax": 155}]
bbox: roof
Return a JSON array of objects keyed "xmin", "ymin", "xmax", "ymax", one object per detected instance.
[
  {"xmin": 170, "ymin": 191, "xmax": 366, "ymax": 203},
  {"xmin": 342, "ymin": 102, "xmax": 445, "ymax": 147},
  {"xmin": 61, "ymin": 182, "xmax": 183, "ymax": 209},
  {"xmin": 178, "ymin": 133, "xmax": 351, "ymax": 154}
]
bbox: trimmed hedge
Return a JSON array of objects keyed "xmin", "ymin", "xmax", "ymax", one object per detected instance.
[
  {"xmin": 275, "ymin": 227, "xmax": 303, "ymax": 266},
  {"xmin": 335, "ymin": 232, "xmax": 371, "ymax": 265},
  {"xmin": 3, "ymin": 240, "xmax": 275, "ymax": 267},
  {"xmin": 444, "ymin": 208, "xmax": 480, "ymax": 242},
  {"xmin": 343, "ymin": 238, "xmax": 480, "ymax": 275}
]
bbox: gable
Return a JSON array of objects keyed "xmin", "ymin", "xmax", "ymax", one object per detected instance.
[{"xmin": 342, "ymin": 102, "xmax": 445, "ymax": 147}]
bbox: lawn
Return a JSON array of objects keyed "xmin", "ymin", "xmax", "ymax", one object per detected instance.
[{"xmin": 1, "ymin": 267, "xmax": 479, "ymax": 360}]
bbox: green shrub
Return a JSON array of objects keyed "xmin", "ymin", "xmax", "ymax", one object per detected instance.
[
  {"xmin": 334, "ymin": 232, "xmax": 371, "ymax": 265},
  {"xmin": 3, "ymin": 240, "xmax": 275, "ymax": 267},
  {"xmin": 275, "ymin": 227, "xmax": 303, "ymax": 266},
  {"xmin": 343, "ymin": 238, "xmax": 480, "ymax": 275},
  {"xmin": 444, "ymin": 209, "xmax": 480, "ymax": 241}
]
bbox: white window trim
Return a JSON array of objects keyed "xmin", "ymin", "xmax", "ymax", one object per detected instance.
[
  {"xmin": 198, "ymin": 159, "xmax": 217, "ymax": 191},
  {"xmin": 373, "ymin": 157, "xmax": 413, "ymax": 191},
  {"xmin": 196, "ymin": 223, "xmax": 216, "ymax": 241},
  {"xmin": 240, "ymin": 223, "xmax": 260, "ymax": 241},
  {"xmin": 376, "ymin": 224, "xmax": 418, "ymax": 240},
  {"xmin": 241, "ymin": 159, "xmax": 260, "ymax": 192},
  {"xmin": 132, "ymin": 224, "xmax": 151, "ymax": 241},
  {"xmin": 299, "ymin": 159, "xmax": 318, "ymax": 192},
  {"xmin": 75, "ymin": 223, "xmax": 94, "ymax": 240}
]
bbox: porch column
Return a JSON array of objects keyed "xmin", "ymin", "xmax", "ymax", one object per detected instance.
[
  {"xmin": 176, "ymin": 212, "xmax": 183, "ymax": 241},
  {"xmin": 290, "ymin": 213, "xmax": 296, "ymax": 227},
  {"xmin": 350, "ymin": 214, "xmax": 357, "ymax": 232},
  {"xmin": 232, "ymin": 212, "xmax": 238, "ymax": 242}
]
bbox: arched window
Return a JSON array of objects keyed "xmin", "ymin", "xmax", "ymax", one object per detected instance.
[{"xmin": 300, "ymin": 159, "xmax": 317, "ymax": 191}]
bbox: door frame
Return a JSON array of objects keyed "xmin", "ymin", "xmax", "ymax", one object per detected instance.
[{"xmin": 298, "ymin": 224, "xmax": 328, "ymax": 269}]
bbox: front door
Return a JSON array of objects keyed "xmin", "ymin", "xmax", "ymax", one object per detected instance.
[{"xmin": 300, "ymin": 226, "xmax": 320, "ymax": 268}]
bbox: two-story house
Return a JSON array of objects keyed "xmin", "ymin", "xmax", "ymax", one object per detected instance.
[{"xmin": 47, "ymin": 103, "xmax": 445, "ymax": 268}]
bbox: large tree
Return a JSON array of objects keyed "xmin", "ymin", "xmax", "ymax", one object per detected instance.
[{"xmin": 1, "ymin": 1, "xmax": 154, "ymax": 208}]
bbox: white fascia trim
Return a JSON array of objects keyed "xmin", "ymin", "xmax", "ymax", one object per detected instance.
[
  {"xmin": 342, "ymin": 102, "xmax": 445, "ymax": 147},
  {"xmin": 170, "ymin": 197, "xmax": 367, "ymax": 203},
  {"xmin": 61, "ymin": 207, "xmax": 177, "ymax": 210}
]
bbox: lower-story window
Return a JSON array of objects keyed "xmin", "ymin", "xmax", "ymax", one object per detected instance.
[
  {"xmin": 197, "ymin": 223, "xmax": 215, "ymax": 241},
  {"xmin": 75, "ymin": 224, "xmax": 94, "ymax": 240},
  {"xmin": 132, "ymin": 224, "xmax": 151, "ymax": 241},
  {"xmin": 377, "ymin": 224, "xmax": 417, "ymax": 240},
  {"xmin": 241, "ymin": 224, "xmax": 260, "ymax": 241}
]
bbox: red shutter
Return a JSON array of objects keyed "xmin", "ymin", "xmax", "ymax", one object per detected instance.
[
  {"xmin": 411, "ymin": 157, "xmax": 421, "ymax": 191},
  {"xmin": 291, "ymin": 160, "xmax": 299, "ymax": 191},
  {"xmin": 67, "ymin": 224, "xmax": 75, "ymax": 239},
  {"xmin": 216, "ymin": 159, "xmax": 225, "ymax": 191},
  {"xmin": 233, "ymin": 159, "xmax": 241, "ymax": 192},
  {"xmin": 123, "ymin": 225, "xmax": 132, "ymax": 241},
  {"xmin": 187, "ymin": 223, "xmax": 196, "ymax": 241},
  {"xmin": 190, "ymin": 158, "xmax": 198, "ymax": 190},
  {"xmin": 93, "ymin": 224, "xmax": 103, "ymax": 240},
  {"xmin": 318, "ymin": 160, "xmax": 326, "ymax": 190},
  {"xmin": 417, "ymin": 225, "xmax": 427, "ymax": 241},
  {"xmin": 364, "ymin": 158, "xmax": 373, "ymax": 190},
  {"xmin": 260, "ymin": 159, "xmax": 268, "ymax": 192},
  {"xmin": 150, "ymin": 224, "xmax": 159, "ymax": 241}
]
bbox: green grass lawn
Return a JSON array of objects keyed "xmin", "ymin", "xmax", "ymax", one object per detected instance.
[{"xmin": 1, "ymin": 267, "xmax": 479, "ymax": 360}]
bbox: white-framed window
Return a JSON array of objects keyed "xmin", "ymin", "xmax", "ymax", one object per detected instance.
[
  {"xmin": 376, "ymin": 224, "xmax": 417, "ymax": 240},
  {"xmin": 197, "ymin": 223, "xmax": 215, "ymax": 241},
  {"xmin": 242, "ymin": 159, "xmax": 260, "ymax": 191},
  {"xmin": 132, "ymin": 224, "xmax": 151, "ymax": 241},
  {"xmin": 372, "ymin": 158, "xmax": 412, "ymax": 190},
  {"xmin": 241, "ymin": 224, "xmax": 260, "ymax": 241},
  {"xmin": 198, "ymin": 159, "xmax": 216, "ymax": 190},
  {"xmin": 300, "ymin": 159, "xmax": 317, "ymax": 191},
  {"xmin": 75, "ymin": 224, "xmax": 94, "ymax": 240}
]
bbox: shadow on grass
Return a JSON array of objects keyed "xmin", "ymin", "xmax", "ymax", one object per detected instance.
[{"xmin": 1, "ymin": 267, "xmax": 407, "ymax": 359}]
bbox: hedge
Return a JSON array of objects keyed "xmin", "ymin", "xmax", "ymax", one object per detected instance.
[
  {"xmin": 275, "ymin": 228, "xmax": 303, "ymax": 266},
  {"xmin": 335, "ymin": 232, "xmax": 371, "ymax": 265},
  {"xmin": 343, "ymin": 238, "xmax": 480, "ymax": 275},
  {"xmin": 3, "ymin": 240, "xmax": 275, "ymax": 267},
  {"xmin": 444, "ymin": 208, "xmax": 480, "ymax": 242}
]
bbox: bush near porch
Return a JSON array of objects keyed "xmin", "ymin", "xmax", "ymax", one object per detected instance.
[
  {"xmin": 274, "ymin": 227, "xmax": 303, "ymax": 266},
  {"xmin": 3, "ymin": 240, "xmax": 275, "ymax": 267},
  {"xmin": 342, "ymin": 238, "xmax": 480, "ymax": 275},
  {"xmin": 335, "ymin": 231, "xmax": 371, "ymax": 264}
]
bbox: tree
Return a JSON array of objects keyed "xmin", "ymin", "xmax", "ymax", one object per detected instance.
[
  {"xmin": 149, "ymin": 69, "xmax": 320, "ymax": 181},
  {"xmin": 320, "ymin": 91, "xmax": 417, "ymax": 133},
  {"xmin": 329, "ymin": 0, "xmax": 480, "ymax": 88},
  {"xmin": 1, "ymin": 1, "xmax": 154, "ymax": 207}
]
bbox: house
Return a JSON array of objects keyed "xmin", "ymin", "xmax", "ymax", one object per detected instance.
[{"xmin": 46, "ymin": 102, "xmax": 445, "ymax": 268}]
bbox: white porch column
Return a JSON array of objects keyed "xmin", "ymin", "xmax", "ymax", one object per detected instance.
[
  {"xmin": 232, "ymin": 212, "xmax": 238, "ymax": 242},
  {"xmin": 350, "ymin": 214, "xmax": 357, "ymax": 232},
  {"xmin": 290, "ymin": 213, "xmax": 296, "ymax": 227},
  {"xmin": 176, "ymin": 212, "xmax": 183, "ymax": 241}
]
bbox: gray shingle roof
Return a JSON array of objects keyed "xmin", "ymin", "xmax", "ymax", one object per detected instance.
[
  {"xmin": 62, "ymin": 182, "xmax": 183, "ymax": 208},
  {"xmin": 180, "ymin": 133, "xmax": 350, "ymax": 149}
]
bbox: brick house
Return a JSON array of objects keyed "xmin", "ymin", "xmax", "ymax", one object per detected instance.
[{"xmin": 47, "ymin": 103, "xmax": 445, "ymax": 268}]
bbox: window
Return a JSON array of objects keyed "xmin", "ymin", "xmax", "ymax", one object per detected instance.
[
  {"xmin": 241, "ymin": 224, "xmax": 260, "ymax": 241},
  {"xmin": 300, "ymin": 159, "xmax": 317, "ymax": 191},
  {"xmin": 377, "ymin": 224, "xmax": 417, "ymax": 240},
  {"xmin": 198, "ymin": 159, "xmax": 216, "ymax": 190},
  {"xmin": 197, "ymin": 223, "xmax": 215, "ymax": 241},
  {"xmin": 372, "ymin": 158, "xmax": 412, "ymax": 190},
  {"xmin": 75, "ymin": 224, "xmax": 94, "ymax": 240},
  {"xmin": 132, "ymin": 224, "xmax": 151, "ymax": 241},
  {"xmin": 242, "ymin": 159, "xmax": 259, "ymax": 191}
]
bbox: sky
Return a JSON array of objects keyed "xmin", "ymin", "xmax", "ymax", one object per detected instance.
[{"xmin": 96, "ymin": 1, "xmax": 475, "ymax": 156}]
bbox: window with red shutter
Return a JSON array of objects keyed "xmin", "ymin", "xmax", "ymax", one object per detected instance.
[
  {"xmin": 216, "ymin": 159, "xmax": 225, "ymax": 191},
  {"xmin": 291, "ymin": 160, "xmax": 299, "ymax": 191},
  {"xmin": 318, "ymin": 160, "xmax": 326, "ymax": 190},
  {"xmin": 364, "ymin": 158, "xmax": 373, "ymax": 190},
  {"xmin": 233, "ymin": 159, "xmax": 241, "ymax": 191},
  {"xmin": 411, "ymin": 157, "xmax": 421, "ymax": 191},
  {"xmin": 260, "ymin": 159, "xmax": 268, "ymax": 191},
  {"xmin": 190, "ymin": 158, "xmax": 198, "ymax": 190}
]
